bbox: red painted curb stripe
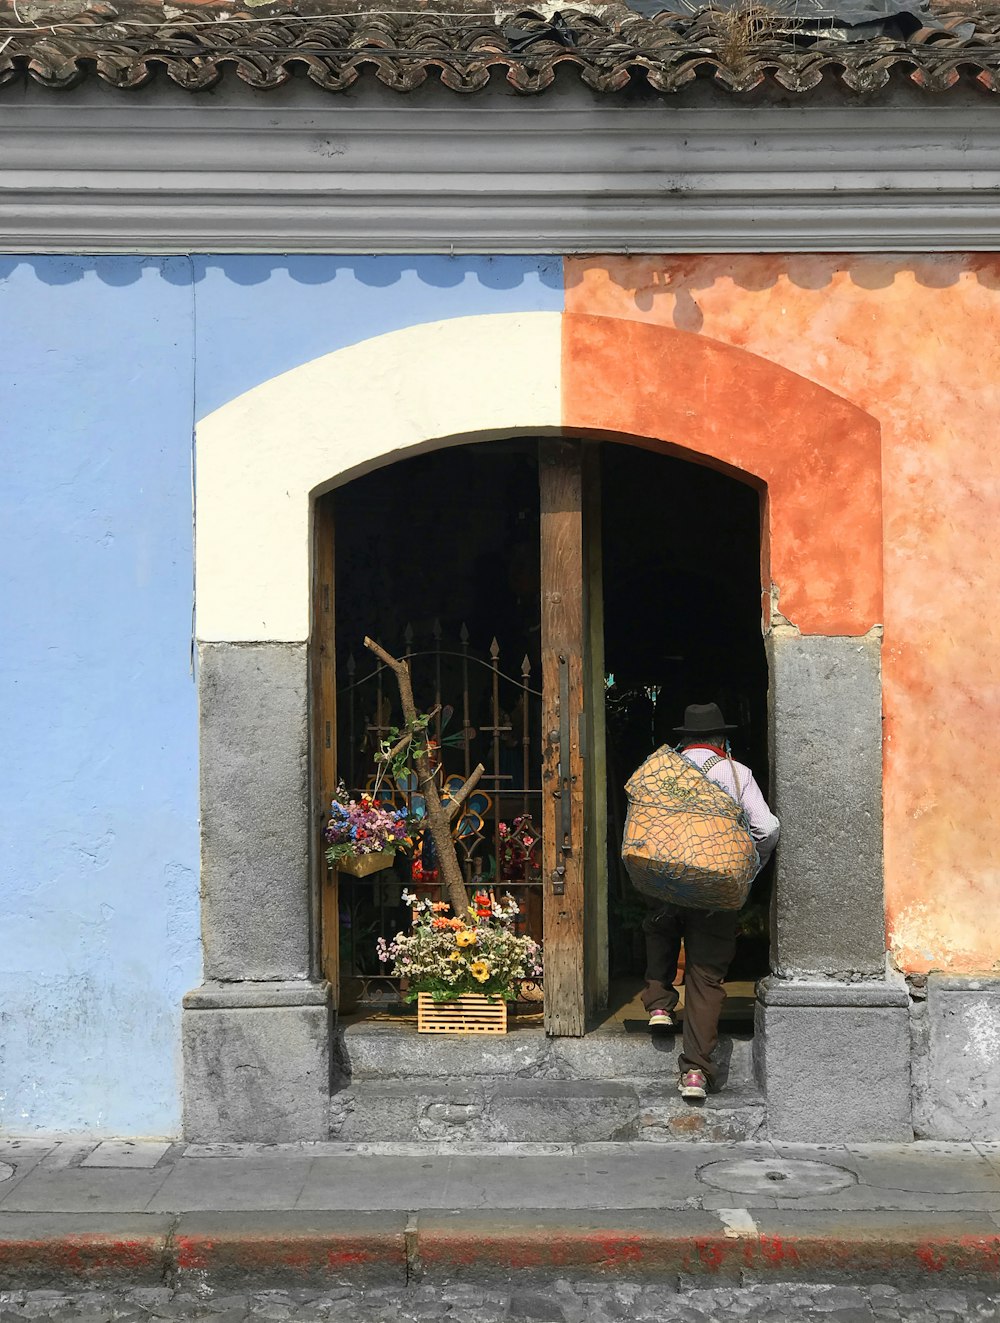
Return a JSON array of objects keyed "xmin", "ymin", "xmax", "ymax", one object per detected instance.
[
  {"xmin": 3, "ymin": 1229, "xmax": 1000, "ymax": 1283},
  {"xmin": 414, "ymin": 1230, "xmax": 1000, "ymax": 1278},
  {"xmin": 174, "ymin": 1232, "xmax": 406, "ymax": 1275},
  {"xmin": 0, "ymin": 1236, "xmax": 165, "ymax": 1278}
]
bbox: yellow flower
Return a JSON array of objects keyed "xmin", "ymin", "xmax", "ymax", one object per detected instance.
[
  {"xmin": 455, "ymin": 929, "xmax": 477, "ymax": 949},
  {"xmin": 449, "ymin": 951, "xmax": 464, "ymax": 963},
  {"xmin": 470, "ymin": 960, "xmax": 490, "ymax": 983}
]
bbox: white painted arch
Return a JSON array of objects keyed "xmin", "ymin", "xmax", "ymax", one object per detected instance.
[{"xmin": 195, "ymin": 312, "xmax": 563, "ymax": 643}]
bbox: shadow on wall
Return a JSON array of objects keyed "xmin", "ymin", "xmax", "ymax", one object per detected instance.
[
  {"xmin": 0, "ymin": 255, "xmax": 565, "ymax": 291},
  {"xmin": 8, "ymin": 254, "xmax": 1000, "ymax": 298},
  {"xmin": 563, "ymin": 255, "xmax": 1000, "ymax": 333}
]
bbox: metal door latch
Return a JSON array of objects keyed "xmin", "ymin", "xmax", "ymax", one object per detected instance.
[
  {"xmin": 558, "ymin": 655, "xmax": 573, "ymax": 855},
  {"xmin": 550, "ymin": 864, "xmax": 566, "ymax": 895}
]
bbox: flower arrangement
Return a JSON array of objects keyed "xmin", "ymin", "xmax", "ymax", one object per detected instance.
[
  {"xmin": 324, "ymin": 783, "xmax": 413, "ymax": 868},
  {"xmin": 376, "ymin": 889, "xmax": 543, "ymax": 1002},
  {"xmin": 410, "ymin": 857, "xmax": 439, "ymax": 885},
  {"xmin": 497, "ymin": 815, "xmax": 538, "ymax": 883}
]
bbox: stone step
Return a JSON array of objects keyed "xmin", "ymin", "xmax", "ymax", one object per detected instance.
[
  {"xmin": 635, "ymin": 1086, "xmax": 766, "ymax": 1143},
  {"xmin": 328, "ymin": 1076, "xmax": 765, "ymax": 1144},
  {"xmin": 336, "ymin": 1022, "xmax": 757, "ymax": 1089}
]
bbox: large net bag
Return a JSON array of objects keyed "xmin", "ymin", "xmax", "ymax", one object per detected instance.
[{"xmin": 621, "ymin": 746, "xmax": 759, "ymax": 910}]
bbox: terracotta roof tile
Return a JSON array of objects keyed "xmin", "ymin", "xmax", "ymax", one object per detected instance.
[{"xmin": 2, "ymin": 4, "xmax": 1000, "ymax": 94}]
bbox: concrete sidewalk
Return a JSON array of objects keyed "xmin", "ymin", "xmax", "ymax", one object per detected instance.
[{"xmin": 2, "ymin": 1138, "xmax": 1000, "ymax": 1287}]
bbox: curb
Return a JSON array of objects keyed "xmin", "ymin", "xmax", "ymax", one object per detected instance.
[
  {"xmin": 174, "ymin": 1212, "xmax": 407, "ymax": 1284},
  {"xmin": 0, "ymin": 1212, "xmax": 407, "ymax": 1288},
  {"xmin": 412, "ymin": 1210, "xmax": 1000, "ymax": 1285},
  {"xmin": 0, "ymin": 1215, "xmax": 177, "ymax": 1286},
  {"xmin": 2, "ymin": 1210, "xmax": 1000, "ymax": 1288}
]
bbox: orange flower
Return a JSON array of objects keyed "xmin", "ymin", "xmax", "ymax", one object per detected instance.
[
  {"xmin": 430, "ymin": 902, "xmax": 451, "ymax": 913},
  {"xmin": 431, "ymin": 917, "xmax": 453, "ymax": 930}
]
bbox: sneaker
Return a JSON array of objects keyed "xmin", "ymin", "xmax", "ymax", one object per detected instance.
[
  {"xmin": 679, "ymin": 1069, "xmax": 708, "ymax": 1099},
  {"xmin": 647, "ymin": 1009, "xmax": 676, "ymax": 1030}
]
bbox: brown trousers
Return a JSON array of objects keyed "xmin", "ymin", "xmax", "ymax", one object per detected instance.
[{"xmin": 640, "ymin": 902, "xmax": 738, "ymax": 1087}]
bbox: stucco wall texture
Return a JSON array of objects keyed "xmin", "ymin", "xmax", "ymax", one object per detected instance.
[
  {"xmin": 3, "ymin": 251, "xmax": 996, "ymax": 1134},
  {"xmin": 0, "ymin": 257, "xmax": 201, "ymax": 1134},
  {"xmin": 565, "ymin": 255, "xmax": 1000, "ymax": 977}
]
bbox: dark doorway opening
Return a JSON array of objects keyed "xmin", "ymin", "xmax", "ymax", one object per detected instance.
[
  {"xmin": 323, "ymin": 436, "xmax": 770, "ymax": 1023},
  {"xmin": 599, "ymin": 444, "xmax": 772, "ymax": 1009},
  {"xmin": 334, "ymin": 442, "xmax": 542, "ymax": 683}
]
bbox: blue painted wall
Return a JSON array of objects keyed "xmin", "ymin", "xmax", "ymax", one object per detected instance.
[
  {"xmin": 0, "ymin": 254, "xmax": 563, "ymax": 1135},
  {"xmin": 0, "ymin": 257, "xmax": 200, "ymax": 1135}
]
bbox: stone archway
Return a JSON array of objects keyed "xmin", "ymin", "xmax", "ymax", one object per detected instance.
[
  {"xmin": 194, "ymin": 311, "xmax": 881, "ymax": 643},
  {"xmin": 561, "ymin": 313, "xmax": 882, "ymax": 638},
  {"xmin": 184, "ymin": 311, "xmax": 905, "ymax": 1145}
]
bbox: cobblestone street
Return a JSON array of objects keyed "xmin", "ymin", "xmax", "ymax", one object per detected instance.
[{"xmin": 2, "ymin": 1283, "xmax": 998, "ymax": 1323}]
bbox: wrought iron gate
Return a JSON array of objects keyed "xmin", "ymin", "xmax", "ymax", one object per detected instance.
[{"xmin": 334, "ymin": 623, "xmax": 544, "ymax": 1005}]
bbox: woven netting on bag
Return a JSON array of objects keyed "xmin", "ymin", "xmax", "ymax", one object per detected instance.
[{"xmin": 621, "ymin": 745, "xmax": 759, "ymax": 910}]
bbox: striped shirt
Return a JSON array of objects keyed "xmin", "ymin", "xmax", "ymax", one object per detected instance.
[{"xmin": 682, "ymin": 744, "xmax": 781, "ymax": 866}]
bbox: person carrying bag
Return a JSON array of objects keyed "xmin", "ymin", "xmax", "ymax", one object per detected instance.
[{"xmin": 622, "ymin": 703, "xmax": 780, "ymax": 1099}]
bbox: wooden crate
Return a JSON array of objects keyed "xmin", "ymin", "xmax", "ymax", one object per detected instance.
[{"xmin": 417, "ymin": 992, "xmax": 508, "ymax": 1035}]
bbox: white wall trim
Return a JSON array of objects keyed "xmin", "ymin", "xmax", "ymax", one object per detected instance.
[
  {"xmin": 195, "ymin": 311, "xmax": 563, "ymax": 643},
  {"xmin": 2, "ymin": 88, "xmax": 1000, "ymax": 253}
]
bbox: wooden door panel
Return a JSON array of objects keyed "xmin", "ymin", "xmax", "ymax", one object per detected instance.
[
  {"xmin": 582, "ymin": 442, "xmax": 609, "ymax": 1018},
  {"xmin": 540, "ymin": 441, "xmax": 586, "ymax": 1036}
]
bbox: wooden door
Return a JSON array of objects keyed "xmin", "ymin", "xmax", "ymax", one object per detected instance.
[
  {"xmin": 539, "ymin": 440, "xmax": 607, "ymax": 1035},
  {"xmin": 316, "ymin": 445, "xmax": 607, "ymax": 1029},
  {"xmin": 581, "ymin": 442, "xmax": 609, "ymax": 1017}
]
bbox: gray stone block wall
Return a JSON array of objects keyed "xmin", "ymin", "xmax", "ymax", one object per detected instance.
[
  {"xmin": 914, "ymin": 976, "xmax": 1000, "ymax": 1140},
  {"xmin": 755, "ymin": 629, "xmax": 906, "ymax": 1141},
  {"xmin": 183, "ymin": 982, "xmax": 332, "ymax": 1142},
  {"xmin": 767, "ymin": 631, "xmax": 885, "ymax": 977},
  {"xmin": 199, "ymin": 642, "xmax": 313, "ymax": 981},
  {"xmin": 756, "ymin": 978, "xmax": 912, "ymax": 1142},
  {"xmin": 188, "ymin": 643, "xmax": 326, "ymax": 1141}
]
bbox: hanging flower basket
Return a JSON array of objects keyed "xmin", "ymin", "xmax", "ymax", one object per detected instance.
[
  {"xmin": 324, "ymin": 783, "xmax": 415, "ymax": 880},
  {"xmin": 337, "ymin": 850, "xmax": 396, "ymax": 878},
  {"xmin": 417, "ymin": 991, "xmax": 508, "ymax": 1035}
]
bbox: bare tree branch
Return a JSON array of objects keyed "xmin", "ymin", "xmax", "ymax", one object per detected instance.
[
  {"xmin": 446, "ymin": 764, "xmax": 486, "ymax": 822},
  {"xmin": 364, "ymin": 637, "xmax": 471, "ymax": 918}
]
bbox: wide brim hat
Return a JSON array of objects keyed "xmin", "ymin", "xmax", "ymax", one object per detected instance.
[{"xmin": 673, "ymin": 702, "xmax": 738, "ymax": 735}]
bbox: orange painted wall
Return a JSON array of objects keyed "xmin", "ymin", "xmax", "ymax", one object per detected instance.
[{"xmin": 564, "ymin": 256, "xmax": 1000, "ymax": 975}]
